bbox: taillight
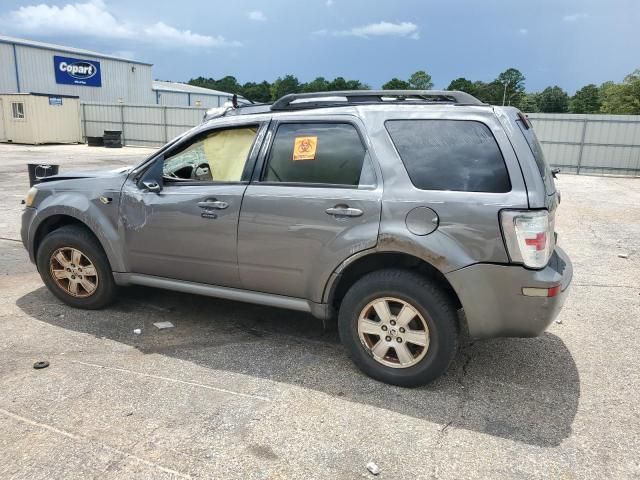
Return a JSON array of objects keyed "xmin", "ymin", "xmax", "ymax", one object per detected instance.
[{"xmin": 500, "ymin": 210, "xmax": 554, "ymax": 269}]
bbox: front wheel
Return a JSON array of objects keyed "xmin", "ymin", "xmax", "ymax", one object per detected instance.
[
  {"xmin": 36, "ymin": 225, "xmax": 116, "ymax": 309},
  {"xmin": 338, "ymin": 269, "xmax": 459, "ymax": 387}
]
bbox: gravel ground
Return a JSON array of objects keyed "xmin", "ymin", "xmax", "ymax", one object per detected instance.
[{"xmin": 0, "ymin": 143, "xmax": 638, "ymax": 479}]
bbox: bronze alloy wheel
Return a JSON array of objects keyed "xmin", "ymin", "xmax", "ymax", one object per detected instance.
[
  {"xmin": 49, "ymin": 247, "xmax": 99, "ymax": 298},
  {"xmin": 357, "ymin": 297, "xmax": 430, "ymax": 369}
]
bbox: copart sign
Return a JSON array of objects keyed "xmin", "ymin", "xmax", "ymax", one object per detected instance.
[{"xmin": 54, "ymin": 55, "xmax": 102, "ymax": 87}]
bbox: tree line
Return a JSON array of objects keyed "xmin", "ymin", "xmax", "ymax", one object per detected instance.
[{"xmin": 188, "ymin": 68, "xmax": 640, "ymax": 114}]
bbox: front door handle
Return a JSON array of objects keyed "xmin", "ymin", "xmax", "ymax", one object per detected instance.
[
  {"xmin": 325, "ymin": 206, "xmax": 363, "ymax": 217},
  {"xmin": 198, "ymin": 200, "xmax": 229, "ymax": 210}
]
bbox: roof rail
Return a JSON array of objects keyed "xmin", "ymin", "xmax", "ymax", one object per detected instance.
[{"xmin": 270, "ymin": 90, "xmax": 484, "ymax": 111}]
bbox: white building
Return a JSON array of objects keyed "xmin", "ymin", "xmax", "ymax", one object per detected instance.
[{"xmin": 0, "ymin": 35, "xmax": 243, "ymax": 106}]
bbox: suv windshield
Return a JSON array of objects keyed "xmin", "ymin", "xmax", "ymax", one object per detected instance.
[{"xmin": 516, "ymin": 115, "xmax": 556, "ymax": 194}]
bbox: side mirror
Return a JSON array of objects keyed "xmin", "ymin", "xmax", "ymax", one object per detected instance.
[
  {"xmin": 142, "ymin": 180, "xmax": 162, "ymax": 193},
  {"xmin": 551, "ymin": 167, "xmax": 561, "ymax": 179}
]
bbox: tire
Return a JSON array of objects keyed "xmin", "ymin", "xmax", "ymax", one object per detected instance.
[
  {"xmin": 36, "ymin": 225, "xmax": 116, "ymax": 309},
  {"xmin": 338, "ymin": 269, "xmax": 459, "ymax": 387}
]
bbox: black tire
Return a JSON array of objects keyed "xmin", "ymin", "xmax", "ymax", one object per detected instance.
[
  {"xmin": 36, "ymin": 225, "xmax": 116, "ymax": 309},
  {"xmin": 338, "ymin": 269, "xmax": 459, "ymax": 387}
]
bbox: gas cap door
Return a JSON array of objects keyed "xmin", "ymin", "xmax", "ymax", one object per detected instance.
[{"xmin": 405, "ymin": 206, "xmax": 439, "ymax": 236}]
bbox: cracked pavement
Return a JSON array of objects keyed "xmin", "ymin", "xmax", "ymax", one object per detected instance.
[{"xmin": 0, "ymin": 143, "xmax": 639, "ymax": 479}]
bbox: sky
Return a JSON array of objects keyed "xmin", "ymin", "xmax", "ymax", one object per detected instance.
[{"xmin": 0, "ymin": 0, "xmax": 638, "ymax": 94}]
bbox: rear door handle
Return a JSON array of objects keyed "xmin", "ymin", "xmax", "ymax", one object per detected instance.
[
  {"xmin": 198, "ymin": 200, "xmax": 229, "ymax": 210},
  {"xmin": 325, "ymin": 206, "xmax": 363, "ymax": 217}
]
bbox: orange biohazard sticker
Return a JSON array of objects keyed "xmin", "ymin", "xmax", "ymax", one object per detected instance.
[{"xmin": 293, "ymin": 136, "xmax": 318, "ymax": 161}]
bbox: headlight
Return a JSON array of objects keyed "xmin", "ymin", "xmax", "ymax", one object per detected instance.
[{"xmin": 25, "ymin": 187, "xmax": 38, "ymax": 207}]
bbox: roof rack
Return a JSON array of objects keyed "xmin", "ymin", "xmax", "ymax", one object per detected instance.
[{"xmin": 270, "ymin": 90, "xmax": 484, "ymax": 111}]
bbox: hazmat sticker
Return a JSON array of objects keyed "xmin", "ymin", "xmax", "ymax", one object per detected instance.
[{"xmin": 293, "ymin": 136, "xmax": 318, "ymax": 161}]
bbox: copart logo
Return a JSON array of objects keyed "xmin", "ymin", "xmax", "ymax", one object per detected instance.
[{"xmin": 58, "ymin": 61, "xmax": 96, "ymax": 79}]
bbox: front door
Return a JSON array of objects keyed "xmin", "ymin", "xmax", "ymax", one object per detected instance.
[
  {"xmin": 120, "ymin": 122, "xmax": 265, "ymax": 287},
  {"xmin": 238, "ymin": 119, "xmax": 382, "ymax": 303}
]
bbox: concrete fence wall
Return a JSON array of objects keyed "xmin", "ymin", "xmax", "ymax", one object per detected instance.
[{"xmin": 81, "ymin": 103, "xmax": 640, "ymax": 176}]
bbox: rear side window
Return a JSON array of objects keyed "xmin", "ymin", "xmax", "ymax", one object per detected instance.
[
  {"xmin": 263, "ymin": 123, "xmax": 373, "ymax": 187},
  {"xmin": 516, "ymin": 118, "xmax": 555, "ymax": 194},
  {"xmin": 385, "ymin": 120, "xmax": 511, "ymax": 193}
]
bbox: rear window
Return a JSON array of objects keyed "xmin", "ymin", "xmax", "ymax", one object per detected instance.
[
  {"xmin": 385, "ymin": 120, "xmax": 511, "ymax": 193},
  {"xmin": 516, "ymin": 118, "xmax": 556, "ymax": 194}
]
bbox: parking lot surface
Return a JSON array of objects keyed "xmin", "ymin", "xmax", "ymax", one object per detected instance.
[{"xmin": 0, "ymin": 143, "xmax": 638, "ymax": 479}]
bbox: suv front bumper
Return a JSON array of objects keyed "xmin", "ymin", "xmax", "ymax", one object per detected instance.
[{"xmin": 446, "ymin": 246, "xmax": 573, "ymax": 339}]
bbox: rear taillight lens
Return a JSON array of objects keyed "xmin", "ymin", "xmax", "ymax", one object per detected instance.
[{"xmin": 500, "ymin": 210, "xmax": 554, "ymax": 269}]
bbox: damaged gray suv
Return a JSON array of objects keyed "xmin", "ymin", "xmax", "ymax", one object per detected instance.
[{"xmin": 21, "ymin": 90, "xmax": 572, "ymax": 387}]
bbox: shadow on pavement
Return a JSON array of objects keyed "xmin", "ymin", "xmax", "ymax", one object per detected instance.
[{"xmin": 17, "ymin": 285, "xmax": 580, "ymax": 447}]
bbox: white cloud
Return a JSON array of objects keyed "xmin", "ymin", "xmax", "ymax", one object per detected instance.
[
  {"xmin": 563, "ymin": 13, "xmax": 588, "ymax": 22},
  {"xmin": 316, "ymin": 21, "xmax": 420, "ymax": 39},
  {"xmin": 0, "ymin": 0, "xmax": 240, "ymax": 48},
  {"xmin": 247, "ymin": 10, "xmax": 267, "ymax": 22},
  {"xmin": 519, "ymin": 28, "xmax": 529, "ymax": 35},
  {"xmin": 326, "ymin": 0, "xmax": 334, "ymax": 6}
]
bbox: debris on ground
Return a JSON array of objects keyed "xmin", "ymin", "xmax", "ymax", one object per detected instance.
[
  {"xmin": 33, "ymin": 361, "xmax": 49, "ymax": 369},
  {"xmin": 556, "ymin": 319, "xmax": 563, "ymax": 324},
  {"xmin": 133, "ymin": 328, "xmax": 142, "ymax": 335},
  {"xmin": 366, "ymin": 462, "xmax": 381, "ymax": 475},
  {"xmin": 618, "ymin": 253, "xmax": 629, "ymax": 259},
  {"xmin": 153, "ymin": 321, "xmax": 174, "ymax": 330}
]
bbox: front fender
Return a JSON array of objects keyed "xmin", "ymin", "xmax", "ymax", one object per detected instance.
[{"xmin": 27, "ymin": 191, "xmax": 126, "ymax": 272}]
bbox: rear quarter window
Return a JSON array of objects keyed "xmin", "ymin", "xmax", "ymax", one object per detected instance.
[
  {"xmin": 516, "ymin": 118, "xmax": 556, "ymax": 194},
  {"xmin": 385, "ymin": 120, "xmax": 511, "ymax": 193}
]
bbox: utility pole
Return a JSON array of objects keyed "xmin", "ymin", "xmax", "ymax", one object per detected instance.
[{"xmin": 502, "ymin": 81, "xmax": 510, "ymax": 106}]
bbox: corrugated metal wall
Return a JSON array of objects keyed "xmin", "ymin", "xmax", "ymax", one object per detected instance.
[
  {"xmin": 155, "ymin": 90, "xmax": 228, "ymax": 108},
  {"xmin": 528, "ymin": 113, "xmax": 640, "ymax": 176},
  {"xmin": 82, "ymin": 102, "xmax": 207, "ymax": 147},
  {"xmin": 0, "ymin": 43, "xmax": 18, "ymax": 92},
  {"xmin": 80, "ymin": 104, "xmax": 640, "ymax": 176}
]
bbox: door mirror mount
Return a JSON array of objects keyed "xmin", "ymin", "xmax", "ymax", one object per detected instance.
[{"xmin": 142, "ymin": 180, "xmax": 162, "ymax": 193}]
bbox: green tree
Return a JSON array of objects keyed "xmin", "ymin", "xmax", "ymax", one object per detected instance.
[
  {"xmin": 569, "ymin": 84, "xmax": 601, "ymax": 113},
  {"xmin": 408, "ymin": 70, "xmax": 434, "ymax": 90},
  {"xmin": 521, "ymin": 93, "xmax": 540, "ymax": 113},
  {"xmin": 497, "ymin": 68, "xmax": 526, "ymax": 107},
  {"xmin": 242, "ymin": 81, "xmax": 272, "ymax": 103},
  {"xmin": 473, "ymin": 80, "xmax": 505, "ymax": 105},
  {"xmin": 302, "ymin": 77, "xmax": 330, "ymax": 92},
  {"xmin": 327, "ymin": 76, "xmax": 349, "ymax": 90},
  {"xmin": 344, "ymin": 79, "xmax": 369, "ymax": 90},
  {"xmin": 271, "ymin": 75, "xmax": 301, "ymax": 101},
  {"xmin": 447, "ymin": 77, "xmax": 476, "ymax": 96},
  {"xmin": 599, "ymin": 71, "xmax": 640, "ymax": 114},
  {"xmin": 382, "ymin": 78, "xmax": 411, "ymax": 89},
  {"xmin": 537, "ymin": 86, "xmax": 569, "ymax": 113}
]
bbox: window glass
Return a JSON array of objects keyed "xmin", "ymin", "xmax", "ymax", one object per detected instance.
[
  {"xmin": 11, "ymin": 102, "xmax": 25, "ymax": 119},
  {"xmin": 163, "ymin": 127, "xmax": 257, "ymax": 182},
  {"xmin": 264, "ymin": 123, "xmax": 370, "ymax": 186},
  {"xmin": 516, "ymin": 119, "xmax": 556, "ymax": 194},
  {"xmin": 385, "ymin": 120, "xmax": 511, "ymax": 193}
]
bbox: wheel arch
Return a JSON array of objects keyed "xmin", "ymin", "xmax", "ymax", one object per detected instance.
[
  {"xmin": 31, "ymin": 212, "xmax": 122, "ymax": 272},
  {"xmin": 325, "ymin": 251, "xmax": 464, "ymax": 328}
]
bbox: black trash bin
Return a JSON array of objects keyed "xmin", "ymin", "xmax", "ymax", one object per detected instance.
[
  {"xmin": 28, "ymin": 164, "xmax": 59, "ymax": 187},
  {"xmin": 103, "ymin": 130, "xmax": 122, "ymax": 148},
  {"xmin": 87, "ymin": 136, "xmax": 104, "ymax": 147}
]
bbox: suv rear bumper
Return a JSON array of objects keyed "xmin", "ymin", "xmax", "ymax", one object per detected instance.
[{"xmin": 446, "ymin": 246, "xmax": 572, "ymax": 339}]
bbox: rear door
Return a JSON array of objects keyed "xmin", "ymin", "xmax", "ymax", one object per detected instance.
[{"xmin": 237, "ymin": 117, "xmax": 382, "ymax": 303}]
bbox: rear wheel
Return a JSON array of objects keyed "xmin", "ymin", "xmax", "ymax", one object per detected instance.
[
  {"xmin": 338, "ymin": 269, "xmax": 458, "ymax": 387},
  {"xmin": 36, "ymin": 225, "xmax": 116, "ymax": 309}
]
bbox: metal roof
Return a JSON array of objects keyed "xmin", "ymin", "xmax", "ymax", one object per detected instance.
[
  {"xmin": 152, "ymin": 80, "xmax": 246, "ymax": 99},
  {"xmin": 0, "ymin": 35, "xmax": 153, "ymax": 66}
]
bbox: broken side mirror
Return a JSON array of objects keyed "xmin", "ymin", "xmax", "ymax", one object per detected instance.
[
  {"xmin": 551, "ymin": 167, "xmax": 561, "ymax": 179},
  {"xmin": 142, "ymin": 180, "xmax": 162, "ymax": 192}
]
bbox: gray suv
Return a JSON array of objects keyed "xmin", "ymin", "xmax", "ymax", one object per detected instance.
[{"xmin": 21, "ymin": 90, "xmax": 572, "ymax": 386}]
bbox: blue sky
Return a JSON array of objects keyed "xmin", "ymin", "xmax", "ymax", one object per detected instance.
[{"xmin": 1, "ymin": 0, "xmax": 638, "ymax": 93}]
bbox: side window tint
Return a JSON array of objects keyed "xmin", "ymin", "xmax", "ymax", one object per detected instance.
[
  {"xmin": 385, "ymin": 120, "xmax": 511, "ymax": 193},
  {"xmin": 264, "ymin": 123, "xmax": 370, "ymax": 187},
  {"xmin": 163, "ymin": 126, "xmax": 257, "ymax": 182}
]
